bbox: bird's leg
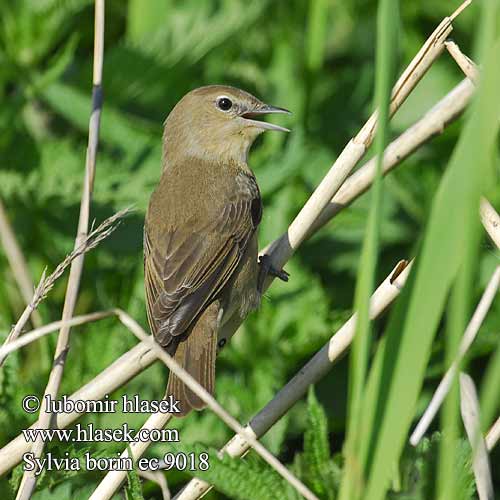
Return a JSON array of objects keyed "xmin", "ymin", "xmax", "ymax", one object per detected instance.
[{"xmin": 257, "ymin": 254, "xmax": 290, "ymax": 293}]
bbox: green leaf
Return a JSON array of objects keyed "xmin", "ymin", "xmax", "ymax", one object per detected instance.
[
  {"xmin": 126, "ymin": 0, "xmax": 171, "ymax": 45},
  {"xmin": 303, "ymin": 387, "xmax": 336, "ymax": 499},
  {"xmin": 389, "ymin": 433, "xmax": 475, "ymax": 500},
  {"xmin": 40, "ymin": 81, "xmax": 157, "ymax": 149},
  {"xmin": 362, "ymin": 32, "xmax": 500, "ymax": 500},
  {"xmin": 306, "ymin": 0, "xmax": 330, "ymax": 72},
  {"xmin": 168, "ymin": 444, "xmax": 294, "ymax": 500},
  {"xmin": 340, "ymin": 0, "xmax": 399, "ymax": 498},
  {"xmin": 125, "ymin": 445, "xmax": 144, "ymax": 500},
  {"xmin": 30, "ymin": 33, "xmax": 79, "ymax": 95}
]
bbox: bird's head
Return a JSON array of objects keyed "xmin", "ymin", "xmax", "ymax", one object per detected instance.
[{"xmin": 162, "ymin": 85, "xmax": 290, "ymax": 166}]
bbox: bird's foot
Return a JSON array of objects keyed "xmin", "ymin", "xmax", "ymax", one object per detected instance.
[{"xmin": 257, "ymin": 255, "xmax": 290, "ymax": 293}]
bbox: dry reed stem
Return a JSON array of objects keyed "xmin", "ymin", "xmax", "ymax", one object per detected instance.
[
  {"xmin": 0, "ymin": 207, "xmax": 130, "ymax": 366},
  {"xmin": 174, "ymin": 260, "xmax": 413, "ymax": 500},
  {"xmin": 445, "ymin": 40, "xmax": 479, "ymax": 83},
  {"xmin": 410, "ymin": 265, "xmax": 500, "ymax": 446},
  {"xmin": 0, "ymin": 197, "xmax": 42, "ymax": 328},
  {"xmin": 138, "ymin": 470, "xmax": 171, "ymax": 500},
  {"xmin": 90, "ymin": 411, "xmax": 173, "ymax": 500},
  {"xmin": 0, "ymin": 64, "xmax": 477, "ymax": 478},
  {"xmin": 486, "ymin": 417, "xmax": 500, "ymax": 451},
  {"xmin": 90, "ymin": 311, "xmax": 318, "ymax": 500},
  {"xmin": 15, "ymin": 2, "xmax": 105, "ymax": 499},
  {"xmin": 446, "ymin": 41, "xmax": 500, "ymax": 247},
  {"xmin": 480, "ymin": 198, "xmax": 500, "ymax": 250},
  {"xmin": 0, "ymin": 310, "xmax": 117, "ymax": 361},
  {"xmin": 308, "ymin": 78, "xmax": 475, "ymax": 236},
  {"xmin": 459, "ymin": 373, "xmax": 494, "ymax": 500},
  {"xmin": 450, "ymin": 0, "xmax": 472, "ymax": 21}
]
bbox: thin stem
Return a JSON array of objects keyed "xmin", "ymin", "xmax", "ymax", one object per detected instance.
[
  {"xmin": 445, "ymin": 40, "xmax": 479, "ymax": 83},
  {"xmin": 15, "ymin": 2, "xmax": 105, "ymax": 499},
  {"xmin": 0, "ymin": 310, "xmax": 116, "ymax": 361},
  {"xmin": 459, "ymin": 373, "xmax": 494, "ymax": 500}
]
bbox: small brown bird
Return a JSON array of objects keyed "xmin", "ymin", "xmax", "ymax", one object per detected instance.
[{"xmin": 144, "ymin": 85, "xmax": 290, "ymax": 416}]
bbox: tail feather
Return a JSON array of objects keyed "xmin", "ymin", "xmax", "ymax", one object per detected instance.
[{"xmin": 166, "ymin": 302, "xmax": 219, "ymax": 417}]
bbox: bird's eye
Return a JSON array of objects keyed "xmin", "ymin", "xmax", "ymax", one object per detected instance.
[{"xmin": 216, "ymin": 97, "xmax": 233, "ymax": 111}]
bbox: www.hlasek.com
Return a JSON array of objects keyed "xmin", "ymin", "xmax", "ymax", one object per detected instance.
[
  {"xmin": 20, "ymin": 393, "xmax": 211, "ymax": 475},
  {"xmin": 22, "ymin": 422, "xmax": 179, "ymax": 444}
]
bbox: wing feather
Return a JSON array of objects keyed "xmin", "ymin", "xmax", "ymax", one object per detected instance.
[{"xmin": 144, "ymin": 173, "xmax": 261, "ymax": 350}]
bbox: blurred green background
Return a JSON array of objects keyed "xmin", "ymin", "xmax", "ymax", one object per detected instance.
[{"xmin": 0, "ymin": 0, "xmax": 498, "ymax": 498}]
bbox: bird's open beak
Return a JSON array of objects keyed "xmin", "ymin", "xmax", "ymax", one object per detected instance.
[{"xmin": 241, "ymin": 105, "xmax": 291, "ymax": 132}]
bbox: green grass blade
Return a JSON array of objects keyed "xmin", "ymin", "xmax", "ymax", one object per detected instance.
[
  {"xmin": 306, "ymin": 0, "xmax": 329, "ymax": 72},
  {"xmin": 361, "ymin": 30, "xmax": 500, "ymax": 500},
  {"xmin": 339, "ymin": 1, "xmax": 399, "ymax": 499},
  {"xmin": 479, "ymin": 312, "xmax": 500, "ymax": 432}
]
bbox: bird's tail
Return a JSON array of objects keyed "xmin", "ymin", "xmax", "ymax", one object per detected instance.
[{"xmin": 166, "ymin": 303, "xmax": 218, "ymax": 417}]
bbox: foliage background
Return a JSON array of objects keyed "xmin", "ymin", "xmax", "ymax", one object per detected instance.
[{"xmin": 0, "ymin": 0, "xmax": 498, "ymax": 498}]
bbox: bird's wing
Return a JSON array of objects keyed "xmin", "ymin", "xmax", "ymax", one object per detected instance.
[{"xmin": 144, "ymin": 176, "xmax": 261, "ymax": 350}]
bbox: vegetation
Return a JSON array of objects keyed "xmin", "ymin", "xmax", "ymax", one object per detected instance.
[{"xmin": 0, "ymin": 0, "xmax": 498, "ymax": 499}]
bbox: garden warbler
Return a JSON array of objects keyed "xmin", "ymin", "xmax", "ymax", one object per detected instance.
[{"xmin": 144, "ymin": 85, "xmax": 290, "ymax": 416}]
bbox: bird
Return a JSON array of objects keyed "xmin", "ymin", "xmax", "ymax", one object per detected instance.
[{"xmin": 144, "ymin": 85, "xmax": 290, "ymax": 416}]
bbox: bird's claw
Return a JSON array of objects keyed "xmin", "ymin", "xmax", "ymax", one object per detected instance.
[{"xmin": 258, "ymin": 255, "xmax": 290, "ymax": 293}]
